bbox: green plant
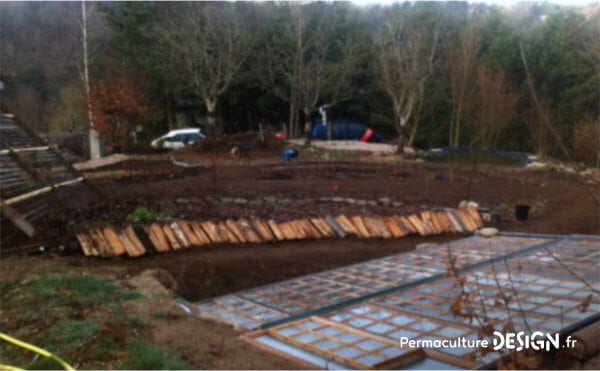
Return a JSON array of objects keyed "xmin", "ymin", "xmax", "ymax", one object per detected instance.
[
  {"xmin": 151, "ymin": 310, "xmax": 179, "ymax": 320},
  {"xmin": 44, "ymin": 319, "xmax": 101, "ymax": 350},
  {"xmin": 126, "ymin": 207, "xmax": 163, "ymax": 223},
  {"xmin": 28, "ymin": 357, "xmax": 65, "ymax": 370},
  {"xmin": 498, "ymin": 202, "xmax": 508, "ymax": 211},
  {"xmin": 122, "ymin": 290, "xmax": 144, "ymax": 301},
  {"xmin": 127, "ymin": 316, "xmax": 145, "ymax": 327},
  {"xmin": 30, "ymin": 274, "xmax": 117, "ymax": 304},
  {"xmin": 265, "ymin": 197, "xmax": 278, "ymax": 209},
  {"xmin": 152, "ymin": 310, "xmax": 170, "ymax": 319},
  {"xmin": 0, "ymin": 273, "xmax": 173, "ymax": 369},
  {"xmin": 126, "ymin": 342, "xmax": 189, "ymax": 370}
]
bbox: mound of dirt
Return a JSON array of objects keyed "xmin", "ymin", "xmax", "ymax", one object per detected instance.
[
  {"xmin": 195, "ymin": 131, "xmax": 286, "ymax": 155},
  {"xmin": 127, "ymin": 269, "xmax": 179, "ymax": 298}
]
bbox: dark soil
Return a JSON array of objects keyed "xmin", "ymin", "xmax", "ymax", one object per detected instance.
[
  {"xmin": 5, "ymin": 151, "xmax": 595, "ymax": 299},
  {"xmin": 94, "ymin": 234, "xmax": 459, "ymax": 301},
  {"xmin": 195, "ymin": 131, "xmax": 287, "ymax": 155},
  {"xmin": 2, "ymin": 148, "xmax": 599, "ymax": 369}
]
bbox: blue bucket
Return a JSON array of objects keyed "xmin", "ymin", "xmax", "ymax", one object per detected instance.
[{"xmin": 282, "ymin": 149, "xmax": 299, "ymax": 162}]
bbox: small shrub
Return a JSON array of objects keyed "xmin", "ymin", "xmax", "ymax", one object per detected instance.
[
  {"xmin": 573, "ymin": 119, "xmax": 600, "ymax": 166},
  {"xmin": 152, "ymin": 310, "xmax": 179, "ymax": 320},
  {"xmin": 122, "ymin": 290, "xmax": 144, "ymax": 301},
  {"xmin": 127, "ymin": 316, "xmax": 145, "ymax": 327},
  {"xmin": 265, "ymin": 197, "xmax": 278, "ymax": 209},
  {"xmin": 127, "ymin": 342, "xmax": 189, "ymax": 370},
  {"xmin": 152, "ymin": 310, "xmax": 170, "ymax": 319},
  {"xmin": 126, "ymin": 207, "xmax": 163, "ymax": 223}
]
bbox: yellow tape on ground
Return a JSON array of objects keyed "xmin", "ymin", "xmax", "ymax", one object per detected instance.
[
  {"xmin": 0, "ymin": 364, "xmax": 26, "ymax": 371},
  {"xmin": 0, "ymin": 332, "xmax": 74, "ymax": 371}
]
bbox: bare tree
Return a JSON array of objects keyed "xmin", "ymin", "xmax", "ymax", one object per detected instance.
[
  {"xmin": 293, "ymin": 5, "xmax": 327, "ymax": 146},
  {"xmin": 375, "ymin": 19, "xmax": 440, "ymax": 154},
  {"xmin": 0, "ymin": 3, "xmax": 96, "ymax": 132},
  {"xmin": 160, "ymin": 3, "xmax": 250, "ymax": 138},
  {"xmin": 80, "ymin": 1, "xmax": 101, "ymax": 159},
  {"xmin": 529, "ymin": 99, "xmax": 552, "ymax": 158},
  {"xmin": 470, "ymin": 68, "xmax": 518, "ymax": 150},
  {"xmin": 263, "ymin": 4, "xmax": 362, "ymax": 145},
  {"xmin": 582, "ymin": 7, "xmax": 600, "ymax": 70},
  {"xmin": 448, "ymin": 27, "xmax": 478, "ymax": 147},
  {"xmin": 520, "ymin": 43, "xmax": 600, "ymax": 207},
  {"xmin": 263, "ymin": 4, "xmax": 321, "ymax": 141},
  {"xmin": 264, "ymin": 37, "xmax": 300, "ymax": 138},
  {"xmin": 47, "ymin": 84, "xmax": 85, "ymax": 132},
  {"xmin": 581, "ymin": 9, "xmax": 600, "ymax": 171}
]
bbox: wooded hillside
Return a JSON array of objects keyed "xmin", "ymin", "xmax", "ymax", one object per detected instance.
[{"xmin": 1, "ymin": 1, "xmax": 598, "ymax": 161}]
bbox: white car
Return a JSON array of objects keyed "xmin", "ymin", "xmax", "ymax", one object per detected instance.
[{"xmin": 151, "ymin": 128, "xmax": 205, "ymax": 150}]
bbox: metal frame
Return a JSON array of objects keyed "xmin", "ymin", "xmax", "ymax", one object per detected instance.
[
  {"xmin": 190, "ymin": 233, "xmax": 600, "ymax": 369},
  {"xmin": 0, "ymin": 106, "xmax": 102, "ymax": 239},
  {"xmin": 192, "ymin": 234, "xmax": 555, "ymax": 331}
]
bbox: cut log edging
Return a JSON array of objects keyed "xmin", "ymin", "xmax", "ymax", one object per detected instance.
[{"xmin": 75, "ymin": 207, "xmax": 484, "ymax": 258}]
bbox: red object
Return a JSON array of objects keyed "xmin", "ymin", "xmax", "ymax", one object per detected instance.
[
  {"xmin": 333, "ymin": 181, "xmax": 338, "ymax": 191},
  {"xmin": 360, "ymin": 128, "xmax": 374, "ymax": 142},
  {"xmin": 275, "ymin": 131, "xmax": 286, "ymax": 139}
]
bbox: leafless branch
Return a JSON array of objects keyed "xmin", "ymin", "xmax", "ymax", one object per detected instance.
[
  {"xmin": 542, "ymin": 247, "xmax": 600, "ymax": 293},
  {"xmin": 520, "ymin": 43, "xmax": 600, "ymax": 206},
  {"xmin": 502, "ymin": 259, "xmax": 532, "ymax": 333}
]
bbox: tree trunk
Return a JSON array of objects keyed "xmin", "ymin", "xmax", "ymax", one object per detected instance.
[
  {"xmin": 81, "ymin": 1, "xmax": 100, "ymax": 160},
  {"xmin": 88, "ymin": 129, "xmax": 100, "ymax": 160},
  {"xmin": 537, "ymin": 124, "xmax": 548, "ymax": 159},
  {"xmin": 289, "ymin": 93, "xmax": 298, "ymax": 138},
  {"xmin": 294, "ymin": 6, "xmax": 304, "ymax": 140},
  {"xmin": 397, "ymin": 131, "xmax": 405, "ymax": 155},
  {"xmin": 396, "ymin": 116, "xmax": 408, "ymax": 155},
  {"xmin": 293, "ymin": 107, "xmax": 300, "ymax": 137},
  {"xmin": 207, "ymin": 111, "xmax": 217, "ymax": 138},
  {"xmin": 393, "ymin": 95, "xmax": 414, "ymax": 155},
  {"xmin": 408, "ymin": 94, "xmax": 425, "ymax": 148},
  {"xmin": 408, "ymin": 123, "xmax": 418, "ymax": 148},
  {"xmin": 449, "ymin": 71, "xmax": 468, "ymax": 148},
  {"xmin": 303, "ymin": 107, "xmax": 312, "ymax": 146},
  {"xmin": 453, "ymin": 122, "xmax": 460, "ymax": 147},
  {"xmin": 453, "ymin": 91, "xmax": 465, "ymax": 147},
  {"xmin": 536, "ymin": 109, "xmax": 549, "ymax": 159},
  {"xmin": 166, "ymin": 88, "xmax": 177, "ymax": 129},
  {"xmin": 288, "ymin": 102, "xmax": 294, "ymax": 138},
  {"xmin": 205, "ymin": 97, "xmax": 217, "ymax": 138},
  {"xmin": 449, "ymin": 111, "xmax": 460, "ymax": 147},
  {"xmin": 449, "ymin": 104, "xmax": 456, "ymax": 147}
]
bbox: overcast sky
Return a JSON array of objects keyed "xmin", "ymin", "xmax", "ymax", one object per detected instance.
[{"xmin": 351, "ymin": 0, "xmax": 599, "ymax": 7}]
